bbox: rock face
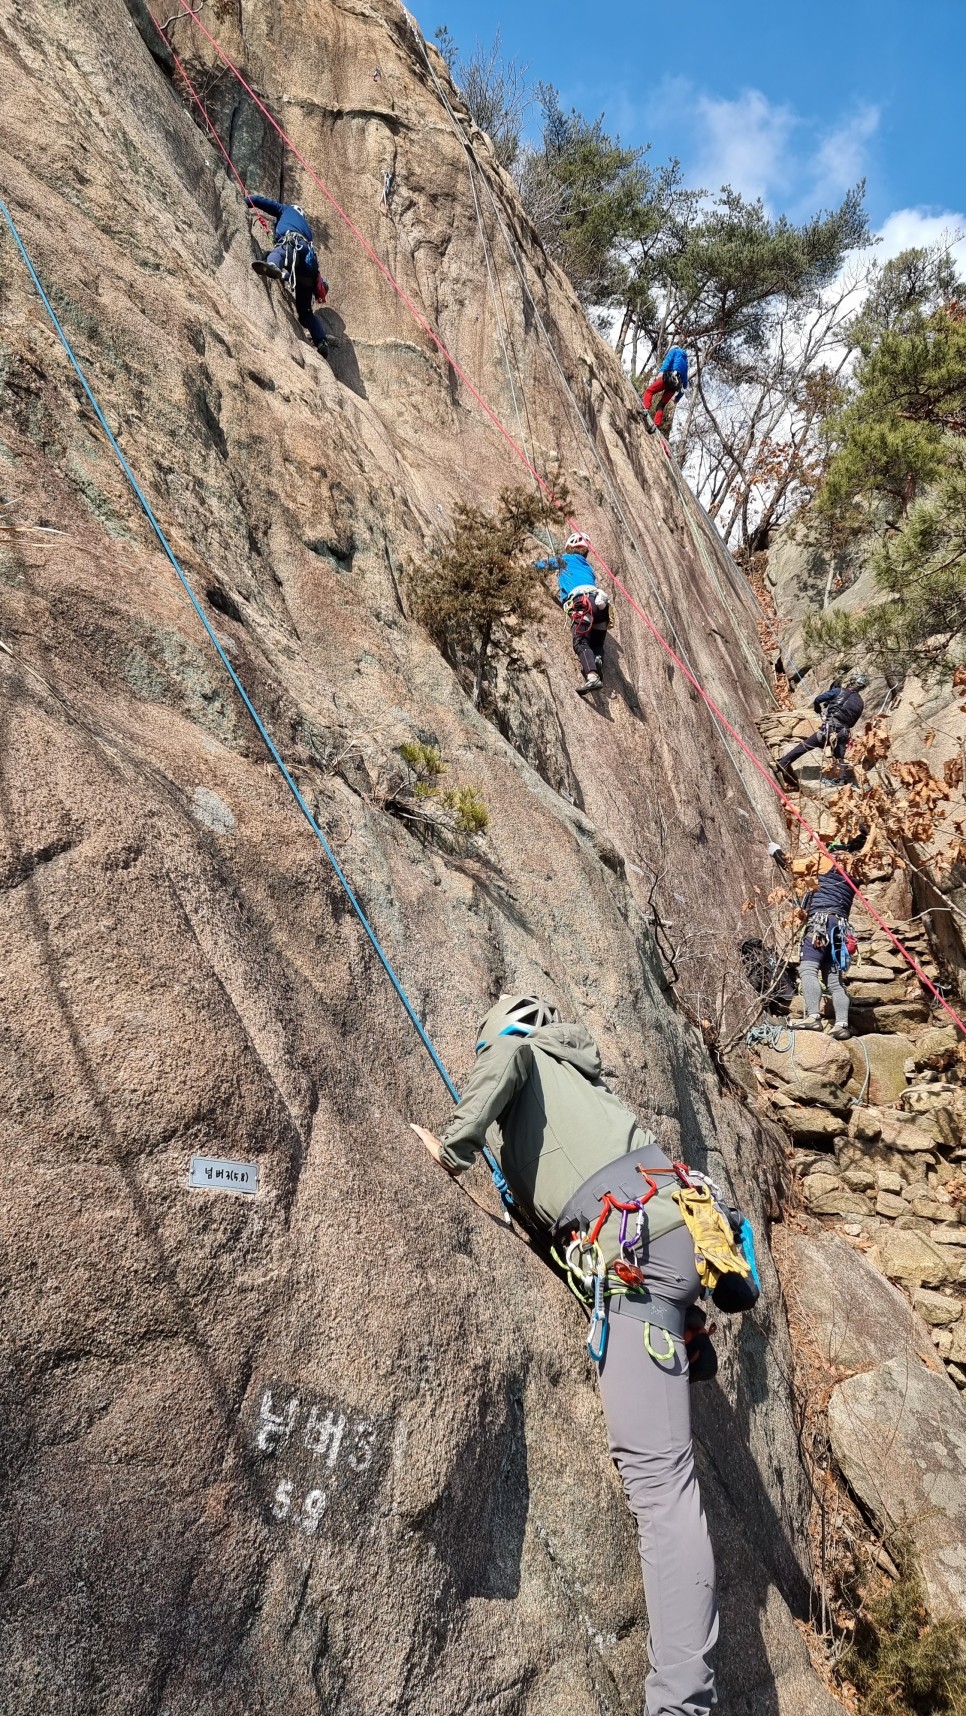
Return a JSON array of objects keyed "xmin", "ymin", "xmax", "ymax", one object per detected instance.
[
  {"xmin": 829, "ymin": 1362, "xmax": 966, "ymax": 1620},
  {"xmin": 786, "ymin": 1231, "xmax": 936, "ymax": 1373},
  {"xmin": 0, "ymin": 3, "xmax": 847, "ymax": 1715}
]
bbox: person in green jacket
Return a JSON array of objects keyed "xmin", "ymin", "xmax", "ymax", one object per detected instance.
[{"xmin": 414, "ymin": 994, "xmax": 718, "ymax": 1716}]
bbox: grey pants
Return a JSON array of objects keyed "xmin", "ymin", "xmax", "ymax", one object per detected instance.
[
  {"xmin": 596, "ymin": 1225, "xmax": 718, "ymax": 1716},
  {"xmin": 800, "ymin": 943, "xmax": 849, "ymax": 1027}
]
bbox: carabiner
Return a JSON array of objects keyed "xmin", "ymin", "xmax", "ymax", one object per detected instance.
[{"xmin": 587, "ymin": 1266, "xmax": 609, "ymax": 1363}]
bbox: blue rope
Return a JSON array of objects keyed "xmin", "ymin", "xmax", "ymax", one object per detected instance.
[{"xmin": 0, "ymin": 197, "xmax": 511, "ymax": 1209}]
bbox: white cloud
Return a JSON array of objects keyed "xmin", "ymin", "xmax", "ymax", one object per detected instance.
[
  {"xmin": 693, "ymin": 89, "xmax": 798, "ymax": 204},
  {"xmin": 809, "ymin": 105, "xmax": 880, "ymax": 204},
  {"xmin": 686, "ymin": 86, "xmax": 879, "ymax": 214},
  {"xmin": 872, "ymin": 207, "xmax": 966, "ymax": 267}
]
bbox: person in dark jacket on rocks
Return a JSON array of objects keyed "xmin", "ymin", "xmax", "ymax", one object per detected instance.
[
  {"xmin": 246, "ymin": 194, "xmax": 330, "ymax": 359},
  {"xmin": 534, "ymin": 532, "xmax": 613, "ymax": 695},
  {"xmin": 775, "ymin": 673, "xmax": 868, "ymax": 789},
  {"xmin": 791, "ymin": 830, "xmax": 867, "ymax": 1039},
  {"xmin": 413, "ymin": 994, "xmax": 719, "ymax": 1716}
]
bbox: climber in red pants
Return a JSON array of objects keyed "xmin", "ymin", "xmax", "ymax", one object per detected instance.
[{"xmin": 642, "ymin": 345, "xmax": 689, "ymax": 433}]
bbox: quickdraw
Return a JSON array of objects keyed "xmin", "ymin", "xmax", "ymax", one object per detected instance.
[{"xmin": 552, "ymin": 1163, "xmax": 693, "ymax": 1359}]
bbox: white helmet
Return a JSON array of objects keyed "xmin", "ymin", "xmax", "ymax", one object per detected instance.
[
  {"xmin": 292, "ymin": 203, "xmax": 307, "ymax": 217},
  {"xmin": 565, "ymin": 532, "xmax": 591, "ymax": 555},
  {"xmin": 476, "ymin": 994, "xmax": 561, "ymax": 1050}
]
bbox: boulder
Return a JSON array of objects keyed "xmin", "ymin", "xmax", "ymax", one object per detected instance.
[
  {"xmin": 874, "ymin": 1228, "xmax": 955, "ymax": 1288},
  {"xmin": 876, "ymin": 1191, "xmax": 908, "ymax": 1220},
  {"xmin": 785, "ymin": 1109, "xmax": 847, "ymax": 1146},
  {"xmin": 912, "ymin": 1026, "xmax": 962, "ymax": 1069},
  {"xmin": 848, "ymin": 978, "xmax": 917, "ymax": 1003},
  {"xmin": 829, "ymin": 1360, "xmax": 966, "ymax": 1619},
  {"xmin": 792, "ymin": 1075, "xmax": 852, "ymax": 1113},
  {"xmin": 845, "ymin": 1034, "xmax": 915, "ymax": 1105},
  {"xmin": 849, "ymin": 962, "xmax": 908, "ymax": 984},
  {"xmin": 841, "ymin": 1166, "xmax": 876, "ymax": 1192},
  {"xmin": 806, "ymin": 1189, "xmax": 875, "ymax": 1218},
  {"xmin": 786, "ymin": 1231, "xmax": 936, "ymax": 1373},
  {"xmin": 758, "ymin": 1034, "xmax": 853, "ymax": 1091},
  {"xmin": 875, "ymin": 1170, "xmax": 905, "ymax": 1193},
  {"xmin": 914, "ymin": 1289, "xmax": 963, "ymax": 1328},
  {"xmin": 909, "ymin": 1196, "xmax": 954, "ymax": 1222},
  {"xmin": 801, "ymin": 1172, "xmax": 844, "ymax": 1202},
  {"xmin": 854, "ymin": 1000, "xmax": 931, "ymax": 1033}
]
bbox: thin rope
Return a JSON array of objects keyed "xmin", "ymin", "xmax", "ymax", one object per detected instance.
[{"xmin": 0, "ymin": 197, "xmax": 524, "ymax": 1208}]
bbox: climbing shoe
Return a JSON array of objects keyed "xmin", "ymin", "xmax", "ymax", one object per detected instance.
[
  {"xmin": 576, "ymin": 673, "xmax": 603, "ymax": 696},
  {"xmin": 252, "ymin": 259, "xmax": 284, "ymax": 280},
  {"xmin": 775, "ymin": 763, "xmax": 798, "ymax": 790},
  {"xmin": 790, "ymin": 1015, "xmax": 823, "ymax": 1031},
  {"xmin": 315, "ymin": 340, "xmax": 331, "ymax": 362},
  {"xmin": 830, "ymin": 1024, "xmax": 852, "ymax": 1041}
]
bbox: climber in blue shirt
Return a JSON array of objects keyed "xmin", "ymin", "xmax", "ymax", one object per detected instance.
[
  {"xmin": 535, "ymin": 532, "xmax": 612, "ymax": 696},
  {"xmin": 246, "ymin": 194, "xmax": 331, "ymax": 360},
  {"xmin": 642, "ymin": 345, "xmax": 689, "ymax": 432}
]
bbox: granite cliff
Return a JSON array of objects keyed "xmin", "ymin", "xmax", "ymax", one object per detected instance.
[{"xmin": 2, "ymin": 0, "xmax": 950, "ymax": 1710}]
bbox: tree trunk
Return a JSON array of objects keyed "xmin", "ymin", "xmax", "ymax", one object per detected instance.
[{"xmin": 472, "ymin": 622, "xmax": 492, "ymax": 708}]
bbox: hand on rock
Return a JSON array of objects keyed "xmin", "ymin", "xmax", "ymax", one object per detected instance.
[{"xmin": 409, "ymin": 1124, "xmax": 458, "ymax": 1175}]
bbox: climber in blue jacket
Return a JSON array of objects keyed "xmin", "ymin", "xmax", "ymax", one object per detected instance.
[
  {"xmin": 535, "ymin": 532, "xmax": 612, "ymax": 696},
  {"xmin": 246, "ymin": 194, "xmax": 330, "ymax": 360},
  {"xmin": 642, "ymin": 346, "xmax": 689, "ymax": 431}
]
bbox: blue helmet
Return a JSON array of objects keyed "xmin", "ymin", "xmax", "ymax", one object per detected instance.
[{"xmin": 476, "ymin": 994, "xmax": 560, "ymax": 1051}]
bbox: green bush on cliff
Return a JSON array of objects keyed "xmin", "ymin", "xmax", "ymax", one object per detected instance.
[
  {"xmin": 839, "ymin": 1536, "xmax": 966, "ymax": 1715},
  {"xmin": 407, "ymin": 481, "xmax": 571, "ymax": 706},
  {"xmin": 806, "ymin": 247, "xmax": 966, "ymax": 679},
  {"xmin": 392, "ymin": 741, "xmax": 490, "ymax": 845}
]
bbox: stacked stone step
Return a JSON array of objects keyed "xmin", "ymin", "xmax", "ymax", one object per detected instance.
[{"xmin": 751, "ymin": 714, "xmax": 966, "ymax": 1387}]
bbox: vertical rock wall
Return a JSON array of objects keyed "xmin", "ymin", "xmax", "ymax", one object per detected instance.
[{"xmin": 0, "ymin": 0, "xmax": 847, "ymax": 1710}]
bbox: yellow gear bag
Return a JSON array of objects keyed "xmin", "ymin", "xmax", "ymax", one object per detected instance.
[{"xmin": 672, "ymin": 1184, "xmax": 752, "ymax": 1294}]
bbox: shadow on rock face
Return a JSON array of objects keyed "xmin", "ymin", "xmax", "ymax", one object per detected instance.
[
  {"xmin": 320, "ymin": 310, "xmax": 367, "ymax": 400},
  {"xmin": 694, "ymin": 1343, "xmax": 814, "ymax": 1716},
  {"xmin": 416, "ymin": 1381, "xmax": 529, "ymax": 1600}
]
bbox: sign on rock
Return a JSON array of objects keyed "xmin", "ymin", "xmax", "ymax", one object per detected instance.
[{"xmin": 188, "ymin": 1154, "xmax": 259, "ymax": 1195}]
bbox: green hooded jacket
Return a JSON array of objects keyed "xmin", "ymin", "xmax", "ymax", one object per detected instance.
[{"xmin": 439, "ymin": 1022, "xmax": 672, "ymax": 1230}]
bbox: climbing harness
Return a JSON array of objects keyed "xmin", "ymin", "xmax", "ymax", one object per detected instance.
[
  {"xmin": 0, "ymin": 196, "xmax": 517, "ymax": 1222},
  {"xmin": 551, "ymin": 1160, "xmax": 757, "ymax": 1361},
  {"xmin": 564, "ymin": 591, "xmax": 610, "ymax": 640},
  {"xmin": 803, "ymin": 912, "xmax": 857, "ymax": 974}
]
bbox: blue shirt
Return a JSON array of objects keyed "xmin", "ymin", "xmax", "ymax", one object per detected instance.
[
  {"xmin": 246, "ymin": 195, "xmax": 313, "ymax": 244},
  {"xmin": 535, "ymin": 553, "xmax": 597, "ymax": 603},
  {"xmin": 661, "ymin": 347, "xmax": 689, "ymax": 389}
]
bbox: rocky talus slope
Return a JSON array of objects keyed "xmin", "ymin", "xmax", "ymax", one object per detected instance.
[
  {"xmin": 1, "ymin": 0, "xmax": 962, "ymax": 1712},
  {"xmin": 754, "ymin": 712, "xmax": 966, "ymax": 1624}
]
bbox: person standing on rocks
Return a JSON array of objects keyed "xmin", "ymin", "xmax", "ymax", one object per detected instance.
[
  {"xmin": 413, "ymin": 994, "xmax": 720, "ymax": 1716},
  {"xmin": 791, "ymin": 831, "xmax": 867, "ymax": 1040},
  {"xmin": 641, "ymin": 344, "xmax": 689, "ymax": 433},
  {"xmin": 775, "ymin": 673, "xmax": 868, "ymax": 790},
  {"xmin": 534, "ymin": 533, "xmax": 612, "ymax": 695},
  {"xmin": 246, "ymin": 193, "xmax": 331, "ymax": 361}
]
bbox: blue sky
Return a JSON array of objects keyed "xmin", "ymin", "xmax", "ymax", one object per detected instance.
[{"xmin": 415, "ymin": 0, "xmax": 965, "ymax": 252}]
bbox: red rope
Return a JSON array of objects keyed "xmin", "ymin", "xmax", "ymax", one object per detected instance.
[{"xmin": 157, "ymin": 4, "xmax": 966, "ymax": 1036}]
